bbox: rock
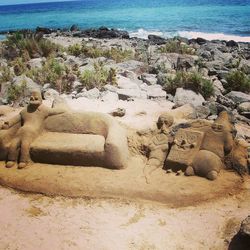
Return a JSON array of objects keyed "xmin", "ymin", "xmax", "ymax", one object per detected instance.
[
  {"xmin": 101, "ymin": 91, "xmax": 119, "ymax": 102},
  {"xmin": 117, "ymin": 89, "xmax": 147, "ymax": 100},
  {"xmin": 239, "ymin": 216, "xmax": 250, "ymax": 239},
  {"xmin": 70, "ymin": 24, "xmax": 79, "ymax": 32},
  {"xmin": 145, "ymin": 85, "xmax": 167, "ymax": 99},
  {"xmin": 238, "ymin": 102, "xmax": 250, "ymax": 113},
  {"xmin": 226, "ymin": 91, "xmax": 250, "ymax": 104},
  {"xmin": 43, "ymin": 88, "xmax": 60, "ymax": 100},
  {"xmin": 117, "ymin": 75, "xmax": 140, "ymax": 90},
  {"xmin": 36, "ymin": 26, "xmax": 54, "ymax": 34},
  {"xmin": 170, "ymin": 104, "xmax": 196, "ymax": 120},
  {"xmin": 195, "ymin": 105, "xmax": 211, "ymax": 119},
  {"xmin": 141, "ymin": 73, "xmax": 157, "ymax": 85},
  {"xmin": 116, "ymin": 60, "xmax": 146, "ymax": 74},
  {"xmin": 148, "ymin": 34, "xmax": 166, "ymax": 45},
  {"xmin": 109, "ymin": 108, "xmax": 126, "ymax": 117},
  {"xmin": 216, "ymin": 94, "xmax": 235, "ymax": 109},
  {"xmin": 27, "ymin": 58, "xmax": 44, "ymax": 69},
  {"xmin": 149, "ymin": 53, "xmax": 179, "ymax": 73},
  {"xmin": 120, "ymin": 70, "xmax": 138, "ymax": 81},
  {"xmin": 216, "ymin": 70, "xmax": 229, "ymax": 80},
  {"xmin": 177, "ymin": 55, "xmax": 198, "ymax": 71},
  {"xmin": 42, "ymin": 83, "xmax": 51, "ymax": 90},
  {"xmin": 213, "ymin": 79, "xmax": 226, "ymax": 95},
  {"xmin": 239, "ymin": 59, "xmax": 250, "ymax": 74},
  {"xmin": 226, "ymin": 40, "xmax": 238, "ymax": 47},
  {"xmin": 12, "ymin": 75, "xmax": 40, "ymax": 97},
  {"xmin": 82, "ymin": 87, "xmax": 100, "ymax": 99},
  {"xmin": 65, "ymin": 55, "xmax": 85, "ymax": 67},
  {"xmin": 173, "ymin": 88, "xmax": 205, "ymax": 107},
  {"xmin": 103, "ymin": 84, "xmax": 118, "ymax": 92},
  {"xmin": 195, "ymin": 37, "xmax": 207, "ymax": 45},
  {"xmin": 199, "ymin": 50, "xmax": 212, "ymax": 60},
  {"xmin": 79, "ymin": 27, "xmax": 129, "ymax": 39}
]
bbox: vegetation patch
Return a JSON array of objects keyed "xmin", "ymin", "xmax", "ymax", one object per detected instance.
[
  {"xmin": 80, "ymin": 61, "xmax": 117, "ymax": 89},
  {"xmin": 163, "ymin": 71, "xmax": 214, "ymax": 98},
  {"xmin": 159, "ymin": 39, "xmax": 195, "ymax": 55},
  {"xmin": 225, "ymin": 70, "xmax": 250, "ymax": 93}
]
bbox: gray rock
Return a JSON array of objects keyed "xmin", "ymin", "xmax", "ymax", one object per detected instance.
[
  {"xmin": 82, "ymin": 87, "xmax": 100, "ymax": 99},
  {"xmin": 239, "ymin": 59, "xmax": 250, "ymax": 74},
  {"xmin": 101, "ymin": 91, "xmax": 119, "ymax": 102},
  {"xmin": 226, "ymin": 91, "xmax": 250, "ymax": 104},
  {"xmin": 116, "ymin": 60, "xmax": 146, "ymax": 74},
  {"xmin": 43, "ymin": 88, "xmax": 60, "ymax": 100},
  {"xmin": 238, "ymin": 102, "xmax": 250, "ymax": 113},
  {"xmin": 42, "ymin": 83, "xmax": 51, "ymax": 90},
  {"xmin": 239, "ymin": 215, "xmax": 250, "ymax": 238},
  {"xmin": 145, "ymin": 84, "xmax": 166, "ymax": 99},
  {"xmin": 177, "ymin": 55, "xmax": 198, "ymax": 71},
  {"xmin": 141, "ymin": 73, "xmax": 157, "ymax": 85},
  {"xmin": 27, "ymin": 58, "xmax": 44, "ymax": 69},
  {"xmin": 65, "ymin": 55, "xmax": 85, "ymax": 67},
  {"xmin": 117, "ymin": 75, "xmax": 140, "ymax": 90},
  {"xmin": 117, "ymin": 89, "xmax": 147, "ymax": 100},
  {"xmin": 12, "ymin": 75, "xmax": 40, "ymax": 96},
  {"xmin": 103, "ymin": 84, "xmax": 118, "ymax": 92},
  {"xmin": 149, "ymin": 53, "xmax": 179, "ymax": 73},
  {"xmin": 195, "ymin": 105, "xmax": 210, "ymax": 119},
  {"xmin": 174, "ymin": 88, "xmax": 205, "ymax": 107},
  {"xmin": 217, "ymin": 94, "xmax": 235, "ymax": 109},
  {"xmin": 213, "ymin": 79, "xmax": 226, "ymax": 95}
]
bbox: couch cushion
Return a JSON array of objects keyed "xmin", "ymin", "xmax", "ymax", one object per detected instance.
[{"xmin": 30, "ymin": 132, "xmax": 106, "ymax": 166}]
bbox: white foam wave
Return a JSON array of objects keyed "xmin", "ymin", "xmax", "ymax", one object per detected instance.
[
  {"xmin": 129, "ymin": 28, "xmax": 165, "ymax": 39},
  {"xmin": 129, "ymin": 28, "xmax": 250, "ymax": 42},
  {"xmin": 178, "ymin": 31, "xmax": 250, "ymax": 43}
]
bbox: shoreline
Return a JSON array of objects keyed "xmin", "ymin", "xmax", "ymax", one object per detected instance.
[{"xmin": 1, "ymin": 26, "xmax": 250, "ymax": 44}]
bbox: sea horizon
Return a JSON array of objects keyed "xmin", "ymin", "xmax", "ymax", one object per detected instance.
[{"xmin": 0, "ymin": 0, "xmax": 250, "ymax": 42}]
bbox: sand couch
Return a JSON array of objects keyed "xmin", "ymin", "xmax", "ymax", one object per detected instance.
[{"xmin": 0, "ymin": 112, "xmax": 128, "ymax": 169}]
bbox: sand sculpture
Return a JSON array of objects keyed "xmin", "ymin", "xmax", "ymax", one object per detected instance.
[
  {"xmin": 172, "ymin": 111, "xmax": 248, "ymax": 180},
  {"xmin": 0, "ymin": 91, "xmax": 129, "ymax": 170},
  {"xmin": 147, "ymin": 113, "xmax": 174, "ymax": 169},
  {"xmin": 1, "ymin": 90, "xmax": 66, "ymax": 169},
  {"xmin": 145, "ymin": 111, "xmax": 248, "ymax": 181}
]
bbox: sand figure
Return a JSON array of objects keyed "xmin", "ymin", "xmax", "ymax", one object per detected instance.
[
  {"xmin": 144, "ymin": 113, "xmax": 174, "ymax": 183},
  {"xmin": 185, "ymin": 111, "xmax": 236, "ymax": 180},
  {"xmin": 2, "ymin": 90, "xmax": 65, "ymax": 169}
]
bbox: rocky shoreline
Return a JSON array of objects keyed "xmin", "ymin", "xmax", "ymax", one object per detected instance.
[{"xmin": 0, "ymin": 27, "xmax": 250, "ymax": 139}]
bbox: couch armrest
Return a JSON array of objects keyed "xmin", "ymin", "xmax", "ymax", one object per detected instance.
[{"xmin": 104, "ymin": 123, "xmax": 128, "ymax": 169}]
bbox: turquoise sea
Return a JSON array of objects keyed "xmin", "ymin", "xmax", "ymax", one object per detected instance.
[{"xmin": 0, "ymin": 0, "xmax": 250, "ymax": 41}]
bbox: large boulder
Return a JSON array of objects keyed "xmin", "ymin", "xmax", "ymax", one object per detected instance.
[
  {"xmin": 116, "ymin": 60, "xmax": 146, "ymax": 74},
  {"xmin": 149, "ymin": 53, "xmax": 179, "ymax": 73},
  {"xmin": 43, "ymin": 88, "xmax": 60, "ymax": 100},
  {"xmin": 173, "ymin": 88, "xmax": 205, "ymax": 107},
  {"xmin": 27, "ymin": 58, "xmax": 45, "ymax": 69},
  {"xmin": 12, "ymin": 75, "xmax": 40, "ymax": 96},
  {"xmin": 117, "ymin": 75, "xmax": 140, "ymax": 90},
  {"xmin": 226, "ymin": 91, "xmax": 250, "ymax": 104}
]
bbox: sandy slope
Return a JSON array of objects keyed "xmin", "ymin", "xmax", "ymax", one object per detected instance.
[{"xmin": 0, "ymin": 182, "xmax": 249, "ymax": 250}]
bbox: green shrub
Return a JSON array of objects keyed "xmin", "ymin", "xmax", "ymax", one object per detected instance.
[
  {"xmin": 5, "ymin": 32, "xmax": 60, "ymax": 59},
  {"xmin": 163, "ymin": 71, "xmax": 214, "ymax": 98},
  {"xmin": 80, "ymin": 62, "xmax": 116, "ymax": 89},
  {"xmin": 7, "ymin": 79, "xmax": 27, "ymax": 102},
  {"xmin": 225, "ymin": 70, "xmax": 250, "ymax": 93},
  {"xmin": 68, "ymin": 42, "xmax": 134, "ymax": 63},
  {"xmin": 68, "ymin": 43, "xmax": 82, "ymax": 56},
  {"xmin": 160, "ymin": 40, "xmax": 195, "ymax": 55},
  {"xmin": 0, "ymin": 66, "xmax": 14, "ymax": 82}
]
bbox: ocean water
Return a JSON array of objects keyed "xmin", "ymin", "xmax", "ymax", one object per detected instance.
[{"xmin": 0, "ymin": 0, "xmax": 250, "ymax": 41}]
